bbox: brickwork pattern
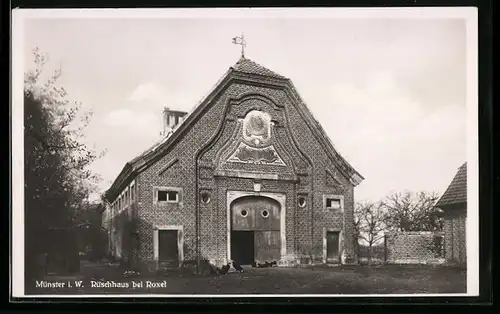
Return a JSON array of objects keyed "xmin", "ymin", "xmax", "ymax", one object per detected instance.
[
  {"xmin": 286, "ymin": 99, "xmax": 356, "ymax": 264},
  {"xmin": 126, "ymin": 76, "xmax": 358, "ymax": 268},
  {"xmin": 443, "ymin": 209, "xmax": 466, "ymax": 266},
  {"xmin": 385, "ymin": 231, "xmax": 445, "ymax": 264}
]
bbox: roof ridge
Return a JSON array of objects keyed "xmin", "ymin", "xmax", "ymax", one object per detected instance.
[
  {"xmin": 231, "ymin": 57, "xmax": 287, "ymax": 79},
  {"xmin": 127, "ymin": 67, "xmax": 234, "ymax": 166},
  {"xmin": 129, "ymin": 57, "xmax": 284, "ymax": 168},
  {"xmin": 105, "ymin": 57, "xmax": 363, "ymax": 201}
]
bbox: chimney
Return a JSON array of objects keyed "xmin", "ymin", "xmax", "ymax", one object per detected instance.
[{"xmin": 161, "ymin": 107, "xmax": 187, "ymax": 136}]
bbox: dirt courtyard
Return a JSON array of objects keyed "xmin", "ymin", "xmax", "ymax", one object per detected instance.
[{"xmin": 26, "ymin": 261, "xmax": 466, "ymax": 295}]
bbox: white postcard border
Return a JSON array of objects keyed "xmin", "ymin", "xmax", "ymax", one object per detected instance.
[{"xmin": 11, "ymin": 6, "xmax": 480, "ymax": 298}]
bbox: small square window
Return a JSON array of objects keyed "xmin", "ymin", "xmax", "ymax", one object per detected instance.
[
  {"xmin": 167, "ymin": 191, "xmax": 178, "ymax": 202},
  {"xmin": 158, "ymin": 191, "xmax": 168, "ymax": 202}
]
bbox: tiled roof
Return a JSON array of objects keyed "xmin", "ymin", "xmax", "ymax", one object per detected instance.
[
  {"xmin": 435, "ymin": 162, "xmax": 467, "ymax": 208},
  {"xmin": 126, "ymin": 58, "xmax": 286, "ymax": 168},
  {"xmin": 230, "ymin": 57, "xmax": 287, "ymax": 79},
  {"xmin": 105, "ymin": 57, "xmax": 364, "ymax": 201}
]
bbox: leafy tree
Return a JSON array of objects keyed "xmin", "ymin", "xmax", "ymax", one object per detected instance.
[
  {"xmin": 72, "ymin": 202, "xmax": 108, "ymax": 261},
  {"xmin": 24, "ymin": 48, "xmax": 105, "ymax": 281},
  {"xmin": 381, "ymin": 191, "xmax": 442, "ymax": 232}
]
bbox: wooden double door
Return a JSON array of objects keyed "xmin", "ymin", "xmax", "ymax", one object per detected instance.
[{"xmin": 231, "ymin": 196, "xmax": 281, "ymax": 265}]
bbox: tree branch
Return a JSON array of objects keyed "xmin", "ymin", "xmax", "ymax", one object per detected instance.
[{"xmin": 26, "ymin": 127, "xmax": 85, "ymax": 150}]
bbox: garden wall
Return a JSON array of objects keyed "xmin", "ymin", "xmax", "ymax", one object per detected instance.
[{"xmin": 385, "ymin": 231, "xmax": 445, "ymax": 264}]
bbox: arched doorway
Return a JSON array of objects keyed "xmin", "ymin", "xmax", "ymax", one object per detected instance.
[{"xmin": 230, "ymin": 196, "xmax": 281, "ymax": 265}]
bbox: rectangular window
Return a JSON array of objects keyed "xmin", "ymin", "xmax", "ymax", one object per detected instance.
[
  {"xmin": 158, "ymin": 191, "xmax": 168, "ymax": 202},
  {"xmin": 157, "ymin": 190, "xmax": 180, "ymax": 203},
  {"xmin": 168, "ymin": 115, "xmax": 174, "ymax": 128},
  {"xmin": 323, "ymin": 194, "xmax": 344, "ymax": 212},
  {"xmin": 326, "ymin": 198, "xmax": 341, "ymax": 210},
  {"xmin": 130, "ymin": 185, "xmax": 135, "ymax": 201}
]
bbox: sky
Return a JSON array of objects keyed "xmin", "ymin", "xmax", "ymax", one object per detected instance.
[{"xmin": 21, "ymin": 10, "xmax": 469, "ymax": 203}]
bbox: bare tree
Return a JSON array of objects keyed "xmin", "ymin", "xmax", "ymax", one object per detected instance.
[
  {"xmin": 381, "ymin": 191, "xmax": 442, "ymax": 232},
  {"xmin": 354, "ymin": 201, "xmax": 386, "ymax": 264}
]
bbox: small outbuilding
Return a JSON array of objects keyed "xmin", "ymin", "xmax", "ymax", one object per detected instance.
[{"xmin": 434, "ymin": 162, "xmax": 467, "ymax": 266}]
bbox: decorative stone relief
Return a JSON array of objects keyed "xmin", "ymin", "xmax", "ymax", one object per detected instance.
[
  {"xmin": 242, "ymin": 110, "xmax": 272, "ymax": 147},
  {"xmin": 226, "ymin": 110, "xmax": 286, "ymax": 166},
  {"xmin": 227, "ymin": 142, "xmax": 286, "ymax": 166}
]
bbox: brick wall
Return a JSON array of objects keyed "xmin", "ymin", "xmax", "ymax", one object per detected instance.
[
  {"xmin": 443, "ymin": 208, "xmax": 466, "ymax": 266},
  {"xmin": 130, "ymin": 78, "xmax": 358, "ymax": 269},
  {"xmin": 385, "ymin": 231, "xmax": 445, "ymax": 264},
  {"xmin": 105, "ymin": 202, "xmax": 137, "ymax": 264}
]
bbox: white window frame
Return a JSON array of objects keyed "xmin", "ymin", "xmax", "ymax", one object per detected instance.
[
  {"xmin": 121, "ymin": 191, "xmax": 126, "ymax": 210},
  {"xmin": 154, "ymin": 186, "xmax": 183, "ymax": 205},
  {"xmin": 130, "ymin": 182, "xmax": 135, "ymax": 201}
]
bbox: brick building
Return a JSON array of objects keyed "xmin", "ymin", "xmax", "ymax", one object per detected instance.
[
  {"xmin": 435, "ymin": 162, "xmax": 467, "ymax": 266},
  {"xmin": 103, "ymin": 57, "xmax": 364, "ymax": 271}
]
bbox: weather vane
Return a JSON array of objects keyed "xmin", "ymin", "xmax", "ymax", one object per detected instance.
[{"xmin": 232, "ymin": 33, "xmax": 247, "ymax": 58}]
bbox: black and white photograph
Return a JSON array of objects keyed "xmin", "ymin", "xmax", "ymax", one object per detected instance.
[{"xmin": 11, "ymin": 7, "xmax": 479, "ymax": 297}]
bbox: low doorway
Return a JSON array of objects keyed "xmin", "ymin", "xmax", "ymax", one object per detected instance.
[
  {"xmin": 158, "ymin": 229, "xmax": 179, "ymax": 267},
  {"xmin": 326, "ymin": 231, "xmax": 340, "ymax": 263},
  {"xmin": 231, "ymin": 231, "xmax": 255, "ymax": 265}
]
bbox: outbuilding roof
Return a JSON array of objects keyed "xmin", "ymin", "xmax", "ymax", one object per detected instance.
[{"xmin": 435, "ymin": 162, "xmax": 467, "ymax": 208}]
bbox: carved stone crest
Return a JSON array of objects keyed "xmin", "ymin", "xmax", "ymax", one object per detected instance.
[
  {"xmin": 225, "ymin": 110, "xmax": 286, "ymax": 166},
  {"xmin": 242, "ymin": 110, "xmax": 272, "ymax": 147}
]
